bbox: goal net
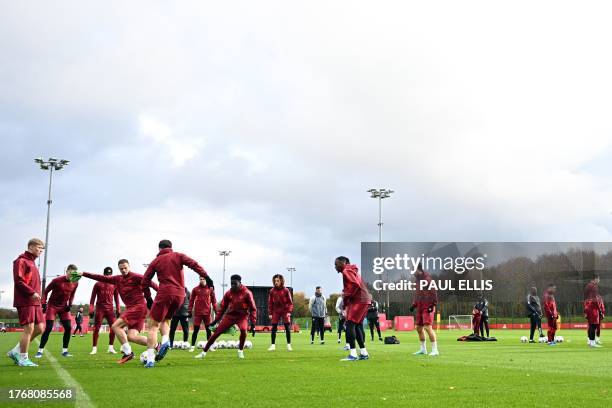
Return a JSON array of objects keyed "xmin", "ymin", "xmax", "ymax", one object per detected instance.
[{"xmin": 448, "ymin": 315, "xmax": 473, "ymax": 330}]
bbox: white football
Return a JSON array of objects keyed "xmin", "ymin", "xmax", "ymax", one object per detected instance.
[
  {"xmin": 218, "ymin": 341, "xmax": 227, "ymax": 349},
  {"xmin": 520, "ymin": 336, "xmax": 528, "ymax": 343},
  {"xmin": 197, "ymin": 341, "xmax": 206, "ymax": 349},
  {"xmin": 227, "ymin": 340, "xmax": 236, "ymax": 349},
  {"xmin": 554, "ymin": 336, "xmax": 564, "ymax": 343},
  {"xmin": 538, "ymin": 337, "xmax": 547, "ymax": 343},
  {"xmin": 172, "ymin": 341, "xmax": 181, "ymax": 349},
  {"xmin": 244, "ymin": 340, "xmax": 253, "ymax": 349},
  {"xmin": 181, "ymin": 342, "xmax": 189, "ymax": 350},
  {"xmin": 140, "ymin": 351, "xmax": 148, "ymax": 364}
]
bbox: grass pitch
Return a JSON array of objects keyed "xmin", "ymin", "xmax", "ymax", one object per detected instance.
[{"xmin": 0, "ymin": 329, "xmax": 610, "ymax": 407}]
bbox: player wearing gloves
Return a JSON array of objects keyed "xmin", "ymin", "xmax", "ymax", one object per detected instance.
[
  {"xmin": 267, "ymin": 274, "xmax": 294, "ymax": 352},
  {"xmin": 37, "ymin": 264, "xmax": 79, "ymax": 358},
  {"xmin": 88, "ymin": 266, "xmax": 121, "ymax": 355},
  {"xmin": 142, "ymin": 239, "xmax": 211, "ymax": 367},
  {"xmin": 584, "ymin": 276, "xmax": 604, "ymax": 347},
  {"xmin": 78, "ymin": 259, "xmax": 158, "ymax": 364},
  {"xmin": 189, "ymin": 277, "xmax": 218, "ymax": 351},
  {"xmin": 543, "ymin": 284, "xmax": 559, "ymax": 346},
  {"xmin": 411, "ymin": 263, "xmax": 439, "ymax": 356},
  {"xmin": 335, "ymin": 256, "xmax": 372, "ymax": 361},
  {"xmin": 196, "ymin": 274, "xmax": 257, "ymax": 360}
]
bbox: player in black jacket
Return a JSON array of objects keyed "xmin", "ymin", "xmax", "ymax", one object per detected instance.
[
  {"xmin": 72, "ymin": 307, "xmax": 84, "ymax": 337},
  {"xmin": 169, "ymin": 287, "xmax": 190, "ymax": 347},
  {"xmin": 367, "ymin": 300, "xmax": 383, "ymax": 342}
]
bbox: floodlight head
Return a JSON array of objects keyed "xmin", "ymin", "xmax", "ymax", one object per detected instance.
[
  {"xmin": 59, "ymin": 159, "xmax": 70, "ymax": 165},
  {"xmin": 40, "ymin": 164, "xmax": 50, "ymax": 170},
  {"xmin": 34, "ymin": 158, "xmax": 43, "ymax": 164},
  {"xmin": 48, "ymin": 158, "xmax": 58, "ymax": 163}
]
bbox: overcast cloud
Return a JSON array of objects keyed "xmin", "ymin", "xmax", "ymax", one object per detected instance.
[{"xmin": 1, "ymin": 1, "xmax": 612, "ymax": 307}]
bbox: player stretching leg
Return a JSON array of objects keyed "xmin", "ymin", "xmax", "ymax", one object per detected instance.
[
  {"xmin": 267, "ymin": 274, "xmax": 294, "ymax": 352},
  {"xmin": 196, "ymin": 274, "xmax": 257, "ymax": 360},
  {"xmin": 142, "ymin": 240, "xmax": 211, "ymax": 367},
  {"xmin": 543, "ymin": 284, "xmax": 559, "ymax": 346},
  {"xmin": 335, "ymin": 256, "xmax": 371, "ymax": 361},
  {"xmin": 411, "ymin": 263, "xmax": 439, "ymax": 356},
  {"xmin": 584, "ymin": 276, "xmax": 604, "ymax": 348},
  {"xmin": 78, "ymin": 259, "xmax": 158, "ymax": 364},
  {"xmin": 189, "ymin": 276, "xmax": 218, "ymax": 352},
  {"xmin": 7, "ymin": 238, "xmax": 45, "ymax": 367},
  {"xmin": 88, "ymin": 266, "xmax": 121, "ymax": 355},
  {"xmin": 36, "ymin": 264, "xmax": 79, "ymax": 358}
]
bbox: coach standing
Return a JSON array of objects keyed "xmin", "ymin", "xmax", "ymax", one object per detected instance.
[{"xmin": 309, "ymin": 286, "xmax": 327, "ymax": 345}]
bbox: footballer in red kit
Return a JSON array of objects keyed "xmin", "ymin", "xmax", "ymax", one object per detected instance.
[
  {"xmin": 335, "ymin": 256, "xmax": 372, "ymax": 361},
  {"xmin": 267, "ymin": 274, "xmax": 294, "ymax": 351},
  {"xmin": 411, "ymin": 263, "xmax": 439, "ymax": 356},
  {"xmin": 543, "ymin": 284, "xmax": 559, "ymax": 345},
  {"xmin": 584, "ymin": 276, "xmax": 604, "ymax": 347},
  {"xmin": 196, "ymin": 274, "xmax": 257, "ymax": 360},
  {"xmin": 36, "ymin": 264, "xmax": 79, "ymax": 358},
  {"xmin": 7, "ymin": 238, "xmax": 46, "ymax": 367},
  {"xmin": 89, "ymin": 266, "xmax": 121, "ymax": 354},
  {"xmin": 189, "ymin": 276, "xmax": 218, "ymax": 349},
  {"xmin": 79, "ymin": 259, "xmax": 158, "ymax": 364},
  {"xmin": 141, "ymin": 239, "xmax": 212, "ymax": 366}
]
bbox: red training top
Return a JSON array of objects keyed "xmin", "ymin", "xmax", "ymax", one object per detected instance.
[
  {"xmin": 13, "ymin": 251, "xmax": 42, "ymax": 307},
  {"xmin": 341, "ymin": 264, "xmax": 372, "ymax": 306},
  {"xmin": 43, "ymin": 276, "xmax": 78, "ymax": 307},
  {"xmin": 543, "ymin": 290, "xmax": 558, "ymax": 319},
  {"xmin": 189, "ymin": 285, "xmax": 218, "ymax": 316},
  {"xmin": 413, "ymin": 270, "xmax": 438, "ymax": 308},
  {"xmin": 90, "ymin": 281, "xmax": 121, "ymax": 311},
  {"xmin": 84, "ymin": 272, "xmax": 158, "ymax": 309},
  {"xmin": 268, "ymin": 286, "xmax": 294, "ymax": 315},
  {"xmin": 584, "ymin": 280, "xmax": 599, "ymax": 302},
  {"xmin": 218, "ymin": 285, "xmax": 257, "ymax": 324},
  {"xmin": 142, "ymin": 248, "xmax": 208, "ymax": 297}
]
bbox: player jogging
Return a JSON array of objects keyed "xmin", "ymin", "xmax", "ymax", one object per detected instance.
[
  {"xmin": 142, "ymin": 239, "xmax": 211, "ymax": 367},
  {"xmin": 543, "ymin": 284, "xmax": 559, "ymax": 346},
  {"xmin": 189, "ymin": 277, "xmax": 218, "ymax": 352},
  {"xmin": 196, "ymin": 274, "xmax": 257, "ymax": 360},
  {"xmin": 36, "ymin": 264, "xmax": 79, "ymax": 358},
  {"xmin": 6, "ymin": 238, "xmax": 45, "ymax": 367},
  {"xmin": 411, "ymin": 263, "xmax": 439, "ymax": 356},
  {"xmin": 335, "ymin": 256, "xmax": 372, "ymax": 361},
  {"xmin": 267, "ymin": 274, "xmax": 294, "ymax": 352},
  {"xmin": 78, "ymin": 259, "xmax": 158, "ymax": 364},
  {"xmin": 584, "ymin": 276, "xmax": 604, "ymax": 348},
  {"xmin": 88, "ymin": 266, "xmax": 121, "ymax": 355}
]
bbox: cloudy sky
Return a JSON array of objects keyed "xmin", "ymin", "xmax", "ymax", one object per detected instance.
[{"xmin": 2, "ymin": 1, "xmax": 612, "ymax": 308}]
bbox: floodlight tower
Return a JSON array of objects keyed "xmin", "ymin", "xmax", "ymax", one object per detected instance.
[
  {"xmin": 367, "ymin": 188, "xmax": 394, "ymax": 312},
  {"xmin": 286, "ymin": 267, "xmax": 296, "ymax": 288},
  {"xmin": 35, "ymin": 157, "xmax": 70, "ymax": 291},
  {"xmin": 219, "ymin": 250, "xmax": 231, "ymax": 292}
]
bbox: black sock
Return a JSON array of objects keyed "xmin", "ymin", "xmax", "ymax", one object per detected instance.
[
  {"xmin": 284, "ymin": 323, "xmax": 291, "ymax": 344},
  {"xmin": 191, "ymin": 326, "xmax": 200, "ymax": 346},
  {"xmin": 356, "ymin": 323, "xmax": 366, "ymax": 349},
  {"xmin": 271, "ymin": 324, "xmax": 278, "ymax": 345},
  {"xmin": 61, "ymin": 320, "xmax": 71, "ymax": 348},
  {"xmin": 39, "ymin": 320, "xmax": 54, "ymax": 349},
  {"xmin": 205, "ymin": 326, "xmax": 212, "ymax": 340},
  {"xmin": 345, "ymin": 321, "xmax": 356, "ymax": 349}
]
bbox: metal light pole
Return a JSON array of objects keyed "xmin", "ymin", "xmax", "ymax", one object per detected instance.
[
  {"xmin": 219, "ymin": 250, "xmax": 231, "ymax": 292},
  {"xmin": 0, "ymin": 290, "xmax": 5, "ymax": 305},
  {"xmin": 367, "ymin": 188, "xmax": 394, "ymax": 313},
  {"xmin": 286, "ymin": 267, "xmax": 296, "ymax": 288},
  {"xmin": 35, "ymin": 157, "xmax": 70, "ymax": 291}
]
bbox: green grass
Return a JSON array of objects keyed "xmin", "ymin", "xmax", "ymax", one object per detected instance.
[{"xmin": 0, "ymin": 329, "xmax": 611, "ymax": 407}]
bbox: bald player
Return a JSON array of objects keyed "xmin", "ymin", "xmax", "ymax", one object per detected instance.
[
  {"xmin": 88, "ymin": 266, "xmax": 121, "ymax": 355},
  {"xmin": 36, "ymin": 264, "xmax": 79, "ymax": 358},
  {"xmin": 142, "ymin": 239, "xmax": 211, "ymax": 367}
]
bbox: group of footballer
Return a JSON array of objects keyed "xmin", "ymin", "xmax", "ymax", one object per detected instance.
[
  {"xmin": 10, "ymin": 236, "xmax": 604, "ymax": 368},
  {"xmin": 10, "ymin": 237, "xmax": 442, "ymax": 367}
]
